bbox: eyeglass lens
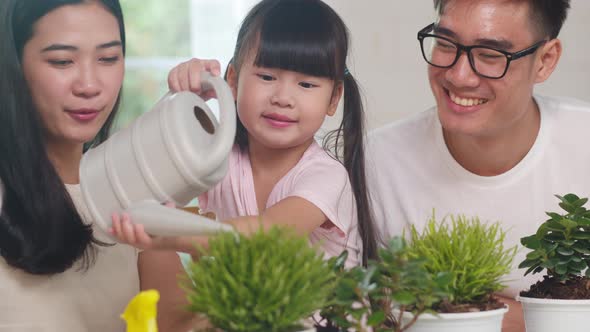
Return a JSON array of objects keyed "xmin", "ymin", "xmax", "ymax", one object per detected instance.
[{"xmin": 422, "ymin": 36, "xmax": 508, "ymax": 78}]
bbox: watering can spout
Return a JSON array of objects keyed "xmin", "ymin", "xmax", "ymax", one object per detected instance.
[{"xmin": 125, "ymin": 201, "xmax": 233, "ymax": 236}]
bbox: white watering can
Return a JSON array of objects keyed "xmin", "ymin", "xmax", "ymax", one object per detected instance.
[{"xmin": 80, "ymin": 72, "xmax": 235, "ymax": 240}]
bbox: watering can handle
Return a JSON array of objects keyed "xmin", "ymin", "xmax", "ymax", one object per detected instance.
[
  {"xmin": 199, "ymin": 72, "xmax": 237, "ymax": 173},
  {"xmin": 125, "ymin": 200, "xmax": 234, "ymax": 237}
]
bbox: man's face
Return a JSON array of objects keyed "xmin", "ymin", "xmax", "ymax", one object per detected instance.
[{"xmin": 428, "ymin": 0, "xmax": 543, "ymax": 139}]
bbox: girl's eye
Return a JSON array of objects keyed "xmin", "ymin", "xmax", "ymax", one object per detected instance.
[
  {"xmin": 299, "ymin": 82, "xmax": 317, "ymax": 89},
  {"xmin": 48, "ymin": 59, "xmax": 73, "ymax": 67},
  {"xmin": 100, "ymin": 56, "xmax": 120, "ymax": 64},
  {"xmin": 257, "ymin": 74, "xmax": 274, "ymax": 81}
]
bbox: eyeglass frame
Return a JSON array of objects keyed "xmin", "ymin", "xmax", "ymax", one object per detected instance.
[{"xmin": 417, "ymin": 23, "xmax": 547, "ymax": 79}]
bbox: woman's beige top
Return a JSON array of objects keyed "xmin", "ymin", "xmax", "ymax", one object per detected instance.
[{"xmin": 0, "ymin": 184, "xmax": 139, "ymax": 332}]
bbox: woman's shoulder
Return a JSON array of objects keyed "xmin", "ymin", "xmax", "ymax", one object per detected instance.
[{"xmin": 64, "ymin": 183, "xmax": 85, "ymax": 212}]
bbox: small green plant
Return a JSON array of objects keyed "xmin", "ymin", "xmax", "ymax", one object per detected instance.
[
  {"xmin": 519, "ymin": 194, "xmax": 590, "ymax": 281},
  {"xmin": 319, "ymin": 237, "xmax": 452, "ymax": 332},
  {"xmin": 316, "ymin": 251, "xmax": 375, "ymax": 331},
  {"xmin": 183, "ymin": 226, "xmax": 337, "ymax": 332},
  {"xmin": 408, "ymin": 214, "xmax": 517, "ymax": 307}
]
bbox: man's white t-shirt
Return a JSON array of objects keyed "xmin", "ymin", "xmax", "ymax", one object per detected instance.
[{"xmin": 366, "ymin": 95, "xmax": 590, "ymax": 298}]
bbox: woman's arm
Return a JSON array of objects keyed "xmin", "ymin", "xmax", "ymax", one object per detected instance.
[{"xmin": 138, "ymin": 250, "xmax": 211, "ymax": 332}]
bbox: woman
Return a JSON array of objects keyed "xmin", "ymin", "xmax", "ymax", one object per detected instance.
[{"xmin": 0, "ymin": 1, "xmax": 194, "ymax": 331}]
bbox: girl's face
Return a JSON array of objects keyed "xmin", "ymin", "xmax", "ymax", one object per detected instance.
[
  {"xmin": 21, "ymin": 1, "xmax": 124, "ymax": 147},
  {"xmin": 228, "ymin": 53, "xmax": 342, "ymax": 150}
]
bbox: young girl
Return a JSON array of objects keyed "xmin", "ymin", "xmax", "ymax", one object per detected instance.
[{"xmin": 112, "ymin": 0, "xmax": 377, "ymax": 267}]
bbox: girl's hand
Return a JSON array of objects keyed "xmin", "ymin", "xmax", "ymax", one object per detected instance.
[
  {"xmin": 110, "ymin": 212, "xmax": 159, "ymax": 250},
  {"xmin": 167, "ymin": 58, "xmax": 221, "ymax": 100},
  {"xmin": 109, "ymin": 202, "xmax": 211, "ymax": 255},
  {"xmin": 109, "ymin": 202, "xmax": 178, "ymax": 251}
]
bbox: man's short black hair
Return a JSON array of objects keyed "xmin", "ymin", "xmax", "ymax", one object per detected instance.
[{"xmin": 433, "ymin": 0, "xmax": 571, "ymax": 39}]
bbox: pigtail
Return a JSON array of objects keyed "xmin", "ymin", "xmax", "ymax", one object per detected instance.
[{"xmin": 324, "ymin": 72, "xmax": 378, "ymax": 266}]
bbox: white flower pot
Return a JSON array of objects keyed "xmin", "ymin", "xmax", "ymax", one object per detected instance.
[
  {"xmin": 518, "ymin": 296, "xmax": 590, "ymax": 332},
  {"xmin": 396, "ymin": 306, "xmax": 507, "ymax": 332}
]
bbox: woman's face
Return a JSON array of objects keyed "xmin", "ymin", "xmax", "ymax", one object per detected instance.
[{"xmin": 21, "ymin": 1, "xmax": 124, "ymax": 146}]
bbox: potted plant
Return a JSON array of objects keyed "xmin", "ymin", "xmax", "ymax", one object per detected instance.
[
  {"xmin": 320, "ymin": 214, "xmax": 516, "ymax": 332},
  {"xmin": 399, "ymin": 214, "xmax": 516, "ymax": 332},
  {"xmin": 518, "ymin": 193, "xmax": 590, "ymax": 332},
  {"xmin": 182, "ymin": 226, "xmax": 338, "ymax": 332},
  {"xmin": 316, "ymin": 236, "xmax": 452, "ymax": 332}
]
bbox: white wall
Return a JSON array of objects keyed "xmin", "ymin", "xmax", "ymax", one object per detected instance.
[{"xmin": 323, "ymin": 0, "xmax": 590, "ymax": 130}]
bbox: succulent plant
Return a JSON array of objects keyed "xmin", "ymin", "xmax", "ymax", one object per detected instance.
[
  {"xmin": 318, "ymin": 237, "xmax": 452, "ymax": 332},
  {"xmin": 183, "ymin": 226, "xmax": 337, "ymax": 332},
  {"xmin": 519, "ymin": 193, "xmax": 590, "ymax": 281}
]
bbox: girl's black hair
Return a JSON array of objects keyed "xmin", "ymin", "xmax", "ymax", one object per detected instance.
[
  {"xmin": 0, "ymin": 0, "xmax": 125, "ymax": 275},
  {"xmin": 229, "ymin": 0, "xmax": 378, "ymax": 265}
]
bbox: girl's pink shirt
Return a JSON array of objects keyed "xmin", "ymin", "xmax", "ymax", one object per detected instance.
[{"xmin": 199, "ymin": 141, "xmax": 361, "ymax": 267}]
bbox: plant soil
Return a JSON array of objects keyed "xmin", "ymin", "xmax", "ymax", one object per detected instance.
[
  {"xmin": 435, "ymin": 295, "xmax": 505, "ymax": 313},
  {"xmin": 520, "ymin": 275, "xmax": 590, "ymax": 299}
]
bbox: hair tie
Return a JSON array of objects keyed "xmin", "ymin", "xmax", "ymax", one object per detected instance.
[{"xmin": 344, "ymin": 67, "xmax": 350, "ymax": 76}]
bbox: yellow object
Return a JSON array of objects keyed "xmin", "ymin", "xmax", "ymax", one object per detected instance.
[{"xmin": 121, "ymin": 289, "xmax": 160, "ymax": 332}]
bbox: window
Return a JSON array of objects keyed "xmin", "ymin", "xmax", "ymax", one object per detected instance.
[{"xmin": 117, "ymin": 0, "xmax": 258, "ymax": 129}]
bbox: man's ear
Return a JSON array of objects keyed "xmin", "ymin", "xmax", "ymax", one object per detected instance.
[
  {"xmin": 327, "ymin": 82, "xmax": 344, "ymax": 117},
  {"xmin": 226, "ymin": 63, "xmax": 238, "ymax": 99},
  {"xmin": 535, "ymin": 38, "xmax": 562, "ymax": 84}
]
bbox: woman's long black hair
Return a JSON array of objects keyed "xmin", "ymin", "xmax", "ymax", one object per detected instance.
[
  {"xmin": 229, "ymin": 0, "xmax": 378, "ymax": 265},
  {"xmin": 0, "ymin": 0, "xmax": 125, "ymax": 275}
]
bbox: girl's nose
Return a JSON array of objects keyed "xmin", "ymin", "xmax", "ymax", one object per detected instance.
[{"xmin": 270, "ymin": 84, "xmax": 295, "ymax": 108}]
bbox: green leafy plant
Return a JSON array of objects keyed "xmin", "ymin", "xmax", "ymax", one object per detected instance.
[
  {"xmin": 320, "ymin": 214, "xmax": 515, "ymax": 331},
  {"xmin": 319, "ymin": 237, "xmax": 452, "ymax": 332},
  {"xmin": 408, "ymin": 214, "xmax": 517, "ymax": 308},
  {"xmin": 519, "ymin": 194, "xmax": 590, "ymax": 281},
  {"xmin": 183, "ymin": 226, "xmax": 337, "ymax": 332},
  {"xmin": 315, "ymin": 251, "xmax": 375, "ymax": 331}
]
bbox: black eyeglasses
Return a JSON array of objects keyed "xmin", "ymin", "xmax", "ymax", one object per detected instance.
[{"xmin": 417, "ymin": 23, "xmax": 547, "ymax": 79}]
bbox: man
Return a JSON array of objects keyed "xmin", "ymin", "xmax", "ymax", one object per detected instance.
[{"xmin": 367, "ymin": 0, "xmax": 587, "ymax": 330}]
